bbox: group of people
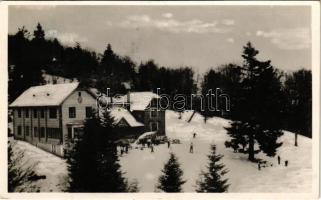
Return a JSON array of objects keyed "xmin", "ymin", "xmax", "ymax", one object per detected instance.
[
  {"xmin": 119, "ymin": 143, "xmax": 130, "ymax": 156},
  {"xmin": 140, "ymin": 138, "xmax": 155, "ymax": 152},
  {"xmin": 257, "ymin": 155, "xmax": 289, "ymax": 170},
  {"xmin": 136, "ymin": 132, "xmax": 198, "ymax": 154}
]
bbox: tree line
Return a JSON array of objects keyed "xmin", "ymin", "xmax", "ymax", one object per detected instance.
[
  {"xmin": 9, "ymin": 23, "xmax": 311, "ymax": 138},
  {"xmin": 8, "ymin": 23, "xmax": 311, "ymax": 131},
  {"xmin": 8, "ymin": 23, "xmax": 196, "ymax": 106}
]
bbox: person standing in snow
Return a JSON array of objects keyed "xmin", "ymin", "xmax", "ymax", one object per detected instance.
[
  {"xmin": 167, "ymin": 140, "xmax": 170, "ymax": 148},
  {"xmin": 190, "ymin": 142, "xmax": 194, "ymax": 153},
  {"xmin": 278, "ymin": 155, "xmax": 281, "ymax": 165},
  {"xmin": 147, "ymin": 138, "xmax": 151, "ymax": 148},
  {"xmin": 151, "ymin": 144, "xmax": 154, "ymax": 153},
  {"xmin": 193, "ymin": 133, "xmax": 197, "ymax": 138},
  {"xmin": 285, "ymin": 160, "xmax": 288, "ymax": 167},
  {"xmin": 258, "ymin": 162, "xmax": 261, "ymax": 170}
]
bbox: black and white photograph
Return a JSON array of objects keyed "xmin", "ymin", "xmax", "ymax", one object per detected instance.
[{"xmin": 1, "ymin": 1, "xmax": 320, "ymax": 198}]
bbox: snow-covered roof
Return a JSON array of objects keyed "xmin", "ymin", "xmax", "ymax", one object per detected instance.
[
  {"xmin": 114, "ymin": 92, "xmax": 159, "ymax": 111},
  {"xmin": 137, "ymin": 131, "xmax": 157, "ymax": 140},
  {"xmin": 10, "ymin": 82, "xmax": 79, "ymax": 107},
  {"xmin": 110, "ymin": 107, "xmax": 144, "ymax": 127}
]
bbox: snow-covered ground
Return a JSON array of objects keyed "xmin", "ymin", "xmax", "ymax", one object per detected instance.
[
  {"xmin": 120, "ymin": 110, "xmax": 312, "ymax": 192},
  {"xmin": 11, "ymin": 139, "xmax": 68, "ymax": 192},
  {"xmin": 11, "ymin": 110, "xmax": 312, "ymax": 192}
]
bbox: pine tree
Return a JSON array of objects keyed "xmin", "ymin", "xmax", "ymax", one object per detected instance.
[
  {"xmin": 33, "ymin": 23, "xmax": 45, "ymax": 41},
  {"xmin": 196, "ymin": 144, "xmax": 229, "ymax": 192},
  {"xmin": 157, "ymin": 153, "xmax": 186, "ymax": 192},
  {"xmin": 67, "ymin": 111, "xmax": 130, "ymax": 192},
  {"xmin": 225, "ymin": 42, "xmax": 284, "ymax": 161},
  {"xmin": 284, "ymin": 69, "xmax": 312, "ymax": 138}
]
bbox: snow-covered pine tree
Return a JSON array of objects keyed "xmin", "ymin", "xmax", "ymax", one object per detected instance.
[
  {"xmin": 67, "ymin": 111, "xmax": 130, "ymax": 192},
  {"xmin": 157, "ymin": 153, "xmax": 186, "ymax": 192},
  {"xmin": 196, "ymin": 144, "xmax": 229, "ymax": 192}
]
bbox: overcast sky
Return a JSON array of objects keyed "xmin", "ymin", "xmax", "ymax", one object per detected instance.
[{"xmin": 9, "ymin": 5, "xmax": 311, "ymax": 74}]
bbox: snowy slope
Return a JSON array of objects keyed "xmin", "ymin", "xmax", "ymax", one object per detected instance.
[
  {"xmin": 11, "ymin": 110, "xmax": 312, "ymax": 193},
  {"xmin": 11, "ymin": 139, "xmax": 68, "ymax": 192},
  {"xmin": 119, "ymin": 110, "xmax": 312, "ymax": 192}
]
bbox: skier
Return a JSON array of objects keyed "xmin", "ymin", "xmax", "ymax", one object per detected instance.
[
  {"xmin": 167, "ymin": 140, "xmax": 170, "ymax": 148},
  {"xmin": 147, "ymin": 138, "xmax": 151, "ymax": 148},
  {"xmin": 277, "ymin": 155, "xmax": 281, "ymax": 165},
  {"xmin": 151, "ymin": 144, "xmax": 154, "ymax": 153},
  {"xmin": 285, "ymin": 160, "xmax": 288, "ymax": 167},
  {"xmin": 189, "ymin": 142, "xmax": 194, "ymax": 153},
  {"xmin": 125, "ymin": 144, "xmax": 129, "ymax": 154},
  {"xmin": 193, "ymin": 132, "xmax": 197, "ymax": 138},
  {"xmin": 258, "ymin": 162, "xmax": 261, "ymax": 170}
]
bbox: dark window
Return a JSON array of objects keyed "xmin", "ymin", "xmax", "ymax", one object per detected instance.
[
  {"xmin": 17, "ymin": 126, "xmax": 22, "ymax": 135},
  {"xmin": 25, "ymin": 126, "xmax": 30, "ymax": 136},
  {"xmin": 86, "ymin": 107, "xmax": 92, "ymax": 118},
  {"xmin": 40, "ymin": 127, "xmax": 45, "ymax": 138},
  {"xmin": 49, "ymin": 108, "xmax": 57, "ymax": 118},
  {"xmin": 69, "ymin": 107, "xmax": 76, "ymax": 118},
  {"xmin": 34, "ymin": 127, "xmax": 38, "ymax": 137},
  {"xmin": 47, "ymin": 128, "xmax": 60, "ymax": 139},
  {"xmin": 150, "ymin": 122, "xmax": 158, "ymax": 131},
  {"xmin": 17, "ymin": 109, "xmax": 21, "ymax": 118},
  {"xmin": 68, "ymin": 127, "xmax": 72, "ymax": 139},
  {"xmin": 33, "ymin": 109, "xmax": 38, "ymax": 118},
  {"xmin": 25, "ymin": 109, "xmax": 29, "ymax": 118},
  {"xmin": 150, "ymin": 109, "xmax": 158, "ymax": 118},
  {"xmin": 40, "ymin": 109, "xmax": 45, "ymax": 118}
]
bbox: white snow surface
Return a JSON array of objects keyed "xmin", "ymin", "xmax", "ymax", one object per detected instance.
[
  {"xmin": 10, "ymin": 82, "xmax": 79, "ymax": 107},
  {"xmin": 11, "ymin": 139, "xmax": 68, "ymax": 192},
  {"xmin": 114, "ymin": 92, "xmax": 159, "ymax": 111},
  {"xmin": 12, "ymin": 110, "xmax": 312, "ymax": 192},
  {"xmin": 110, "ymin": 107, "xmax": 144, "ymax": 127},
  {"xmin": 119, "ymin": 110, "xmax": 312, "ymax": 192}
]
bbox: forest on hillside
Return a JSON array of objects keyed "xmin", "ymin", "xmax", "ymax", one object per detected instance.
[{"xmin": 8, "ymin": 23, "xmax": 312, "ymax": 137}]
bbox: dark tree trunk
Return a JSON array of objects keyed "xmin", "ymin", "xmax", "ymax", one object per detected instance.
[{"xmin": 248, "ymin": 133, "xmax": 255, "ymax": 161}]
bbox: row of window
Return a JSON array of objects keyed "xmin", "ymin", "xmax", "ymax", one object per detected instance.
[
  {"xmin": 17, "ymin": 126, "xmax": 60, "ymax": 139},
  {"xmin": 16, "ymin": 107, "xmax": 93, "ymax": 119},
  {"xmin": 69, "ymin": 107, "xmax": 93, "ymax": 118},
  {"xmin": 17, "ymin": 108, "xmax": 57, "ymax": 119}
]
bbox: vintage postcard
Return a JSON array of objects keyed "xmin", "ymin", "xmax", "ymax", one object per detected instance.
[{"xmin": 0, "ymin": 1, "xmax": 319, "ymax": 199}]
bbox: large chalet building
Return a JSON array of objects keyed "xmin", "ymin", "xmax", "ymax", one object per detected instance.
[{"xmin": 10, "ymin": 82, "xmax": 165, "ymax": 157}]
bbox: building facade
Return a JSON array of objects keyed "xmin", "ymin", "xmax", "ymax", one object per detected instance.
[
  {"xmin": 10, "ymin": 83, "xmax": 166, "ymax": 157},
  {"xmin": 10, "ymin": 83, "xmax": 97, "ymax": 157}
]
